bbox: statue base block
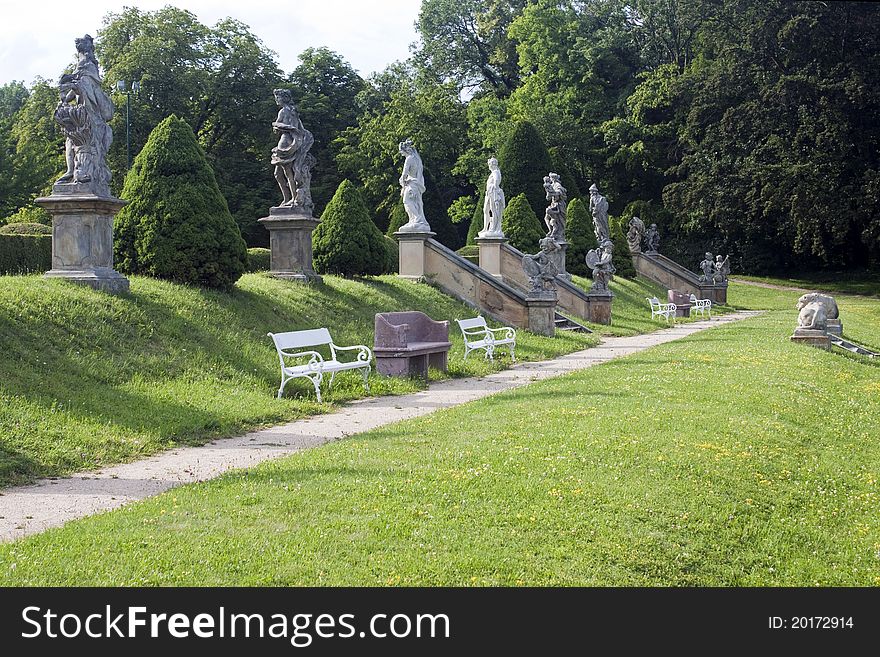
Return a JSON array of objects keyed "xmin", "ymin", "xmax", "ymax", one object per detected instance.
[
  {"xmin": 259, "ymin": 207, "xmax": 322, "ymax": 283},
  {"xmin": 586, "ymin": 293, "xmax": 613, "ymax": 325},
  {"xmin": 525, "ymin": 295, "xmax": 556, "ymax": 336},
  {"xmin": 826, "ymin": 319, "xmax": 843, "ymax": 336},
  {"xmin": 475, "ymin": 235, "xmax": 507, "ymax": 280},
  {"xmin": 35, "ymin": 193, "xmax": 129, "ymax": 296},
  {"xmin": 395, "ymin": 231, "xmax": 436, "ymax": 280},
  {"xmin": 790, "ymin": 328, "xmax": 831, "ymax": 350}
]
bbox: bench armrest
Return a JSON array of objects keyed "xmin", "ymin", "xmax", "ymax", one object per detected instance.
[
  {"xmin": 423, "ymin": 318, "xmax": 450, "ymax": 342},
  {"xmin": 279, "ymin": 349, "xmax": 324, "ymax": 371},
  {"xmin": 330, "ymin": 343, "xmax": 372, "ymax": 363},
  {"xmin": 375, "ymin": 315, "xmax": 409, "ymax": 348},
  {"xmin": 486, "ymin": 326, "xmax": 516, "ymax": 341}
]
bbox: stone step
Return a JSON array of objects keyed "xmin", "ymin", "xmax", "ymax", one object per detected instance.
[
  {"xmin": 554, "ymin": 313, "xmax": 593, "ymax": 333},
  {"xmin": 829, "ymin": 335, "xmax": 878, "ymax": 358}
]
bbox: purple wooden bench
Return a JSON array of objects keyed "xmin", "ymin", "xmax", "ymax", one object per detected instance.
[{"xmin": 373, "ymin": 311, "xmax": 452, "ymax": 380}]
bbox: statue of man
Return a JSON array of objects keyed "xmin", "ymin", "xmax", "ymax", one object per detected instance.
[
  {"xmin": 698, "ymin": 252, "xmax": 715, "ymax": 283},
  {"xmin": 54, "ymin": 34, "xmax": 114, "ymax": 197},
  {"xmin": 522, "ymin": 237, "xmax": 560, "ymax": 295},
  {"xmin": 586, "ymin": 239, "xmax": 616, "ymax": 293},
  {"xmin": 588, "ymin": 183, "xmax": 609, "ymax": 244},
  {"xmin": 479, "ymin": 157, "xmax": 505, "ymax": 238},
  {"xmin": 626, "ymin": 216, "xmax": 645, "ymax": 253},
  {"xmin": 544, "ymin": 172, "xmax": 567, "ymax": 242},
  {"xmin": 271, "ymin": 89, "xmax": 315, "ymax": 210},
  {"xmin": 644, "ymin": 223, "xmax": 660, "ymax": 253},
  {"xmin": 397, "ymin": 139, "xmax": 430, "ymax": 232},
  {"xmin": 714, "ymin": 254, "xmax": 730, "ymax": 283}
]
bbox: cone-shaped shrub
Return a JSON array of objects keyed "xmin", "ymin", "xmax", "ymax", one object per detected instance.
[
  {"xmin": 502, "ymin": 193, "xmax": 545, "ymax": 253},
  {"xmin": 497, "ymin": 121, "xmax": 552, "ymax": 219},
  {"xmin": 566, "ymin": 198, "xmax": 597, "ymax": 276},
  {"xmin": 610, "ymin": 215, "xmax": 635, "ymax": 277},
  {"xmin": 114, "ymin": 115, "xmax": 247, "ymax": 290},
  {"xmin": 466, "ymin": 194, "xmax": 483, "ymax": 245},
  {"xmin": 385, "ymin": 202, "xmax": 409, "ymax": 237},
  {"xmin": 314, "ymin": 180, "xmax": 390, "ymax": 277}
]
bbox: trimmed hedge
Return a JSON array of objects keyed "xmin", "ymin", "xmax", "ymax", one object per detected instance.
[
  {"xmin": 0, "ymin": 223, "xmax": 52, "ymax": 235},
  {"xmin": 502, "ymin": 193, "xmax": 545, "ymax": 253},
  {"xmin": 114, "ymin": 115, "xmax": 247, "ymax": 291},
  {"xmin": 246, "ymin": 248, "xmax": 271, "ymax": 272},
  {"xmin": 314, "ymin": 180, "xmax": 391, "ymax": 277},
  {"xmin": 565, "ymin": 198, "xmax": 597, "ymax": 276},
  {"xmin": 466, "ymin": 194, "xmax": 483, "ymax": 245},
  {"xmin": 0, "ymin": 234, "xmax": 52, "ymax": 274},
  {"xmin": 497, "ymin": 121, "xmax": 552, "ymax": 219}
]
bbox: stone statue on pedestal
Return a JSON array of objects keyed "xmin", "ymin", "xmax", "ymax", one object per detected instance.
[
  {"xmin": 543, "ymin": 173, "xmax": 567, "ymax": 242},
  {"xmin": 626, "ymin": 216, "xmax": 645, "ymax": 253},
  {"xmin": 586, "ymin": 239, "xmax": 616, "ymax": 293},
  {"xmin": 713, "ymin": 255, "xmax": 730, "ymax": 283},
  {"xmin": 589, "ymin": 184, "xmax": 609, "ymax": 244},
  {"xmin": 479, "ymin": 157, "xmax": 506, "ymax": 238},
  {"xmin": 397, "ymin": 139, "xmax": 431, "ymax": 233},
  {"xmin": 54, "ymin": 34, "xmax": 114, "ymax": 197},
  {"xmin": 644, "ymin": 223, "xmax": 660, "ymax": 253},
  {"xmin": 271, "ymin": 89, "xmax": 315, "ymax": 212},
  {"xmin": 522, "ymin": 237, "xmax": 560, "ymax": 297},
  {"xmin": 698, "ymin": 252, "xmax": 715, "ymax": 283}
]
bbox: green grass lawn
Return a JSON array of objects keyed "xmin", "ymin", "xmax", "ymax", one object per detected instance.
[
  {"xmin": 732, "ymin": 271, "xmax": 880, "ymax": 298},
  {"xmin": 2, "ymin": 282, "xmax": 877, "ymax": 585}
]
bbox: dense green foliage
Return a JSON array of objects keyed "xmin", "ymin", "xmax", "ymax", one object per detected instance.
[
  {"xmin": 114, "ymin": 115, "xmax": 247, "ymax": 290},
  {"xmin": 313, "ymin": 180, "xmax": 390, "ymax": 277},
  {"xmin": 2, "ymin": 283, "xmax": 877, "ymax": 585},
  {"xmin": 0, "ymin": 235, "xmax": 51, "ymax": 274},
  {"xmin": 497, "ymin": 121, "xmax": 552, "ymax": 219},
  {"xmin": 245, "ymin": 248, "xmax": 271, "ymax": 272},
  {"xmin": 466, "ymin": 194, "xmax": 484, "ymax": 245},
  {"xmin": 502, "ymin": 193, "xmax": 544, "ymax": 253},
  {"xmin": 565, "ymin": 198, "xmax": 596, "ymax": 276},
  {"xmin": 0, "ymin": 272, "xmax": 600, "ymax": 487},
  {"xmin": 0, "ymin": 222, "xmax": 51, "ymax": 235}
]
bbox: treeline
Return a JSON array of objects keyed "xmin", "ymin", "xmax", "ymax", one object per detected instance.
[{"xmin": 1, "ymin": 1, "xmax": 878, "ymax": 273}]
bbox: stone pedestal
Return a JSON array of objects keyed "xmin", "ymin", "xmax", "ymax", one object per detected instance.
[
  {"xmin": 586, "ymin": 293, "xmax": 613, "ymax": 325},
  {"xmin": 525, "ymin": 294, "xmax": 557, "ymax": 336},
  {"xmin": 790, "ymin": 328, "xmax": 831, "ymax": 350},
  {"xmin": 475, "ymin": 235, "xmax": 507, "ymax": 279},
  {"xmin": 395, "ymin": 230, "xmax": 435, "ymax": 280},
  {"xmin": 259, "ymin": 207, "xmax": 322, "ymax": 283},
  {"xmin": 550, "ymin": 240, "xmax": 571, "ymax": 281},
  {"xmin": 826, "ymin": 319, "xmax": 843, "ymax": 336},
  {"xmin": 713, "ymin": 283, "xmax": 728, "ymax": 304},
  {"xmin": 35, "ymin": 193, "xmax": 129, "ymax": 295}
]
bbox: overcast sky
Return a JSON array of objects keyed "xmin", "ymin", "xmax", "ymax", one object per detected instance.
[{"xmin": 0, "ymin": 0, "xmax": 421, "ymax": 86}]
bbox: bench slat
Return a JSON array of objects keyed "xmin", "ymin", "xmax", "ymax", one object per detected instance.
[{"xmin": 269, "ymin": 328, "xmax": 333, "ymax": 351}]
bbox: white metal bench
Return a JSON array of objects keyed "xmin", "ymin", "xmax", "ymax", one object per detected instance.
[
  {"xmin": 268, "ymin": 328, "xmax": 371, "ymax": 401},
  {"xmin": 647, "ymin": 296, "xmax": 676, "ymax": 323},
  {"xmin": 689, "ymin": 294, "xmax": 712, "ymax": 318},
  {"xmin": 455, "ymin": 316, "xmax": 516, "ymax": 361}
]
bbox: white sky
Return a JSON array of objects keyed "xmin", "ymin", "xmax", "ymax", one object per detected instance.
[{"xmin": 0, "ymin": 0, "xmax": 421, "ymax": 85}]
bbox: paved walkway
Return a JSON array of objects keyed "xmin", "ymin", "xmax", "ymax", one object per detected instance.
[{"xmin": 0, "ymin": 311, "xmax": 762, "ymax": 542}]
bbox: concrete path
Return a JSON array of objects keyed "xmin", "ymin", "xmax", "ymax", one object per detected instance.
[{"xmin": 0, "ymin": 311, "xmax": 761, "ymax": 543}]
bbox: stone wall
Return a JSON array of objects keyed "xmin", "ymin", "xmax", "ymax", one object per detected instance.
[{"xmin": 633, "ymin": 252, "xmax": 727, "ymax": 303}]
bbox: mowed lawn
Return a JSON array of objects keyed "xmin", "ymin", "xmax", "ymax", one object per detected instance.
[{"xmin": 1, "ymin": 282, "xmax": 877, "ymax": 585}]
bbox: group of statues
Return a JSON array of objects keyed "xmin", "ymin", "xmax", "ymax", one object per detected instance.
[
  {"xmin": 698, "ymin": 253, "xmax": 730, "ymax": 284},
  {"xmin": 626, "ymin": 217, "xmax": 660, "ymax": 254}
]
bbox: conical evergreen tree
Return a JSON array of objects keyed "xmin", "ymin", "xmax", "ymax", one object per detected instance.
[
  {"xmin": 466, "ymin": 194, "xmax": 483, "ymax": 245},
  {"xmin": 314, "ymin": 180, "xmax": 390, "ymax": 276},
  {"xmin": 114, "ymin": 115, "xmax": 247, "ymax": 290},
  {"xmin": 502, "ymin": 193, "xmax": 545, "ymax": 253},
  {"xmin": 497, "ymin": 121, "xmax": 552, "ymax": 219},
  {"xmin": 385, "ymin": 202, "xmax": 409, "ymax": 237},
  {"xmin": 566, "ymin": 198, "xmax": 597, "ymax": 276}
]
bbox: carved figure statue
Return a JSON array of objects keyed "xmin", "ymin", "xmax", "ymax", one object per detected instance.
[
  {"xmin": 626, "ymin": 216, "xmax": 645, "ymax": 253},
  {"xmin": 479, "ymin": 157, "xmax": 505, "ymax": 238},
  {"xmin": 397, "ymin": 139, "xmax": 430, "ymax": 232},
  {"xmin": 54, "ymin": 34, "xmax": 114, "ymax": 197},
  {"xmin": 698, "ymin": 252, "xmax": 715, "ymax": 283},
  {"xmin": 644, "ymin": 223, "xmax": 660, "ymax": 253},
  {"xmin": 588, "ymin": 184, "xmax": 610, "ymax": 244},
  {"xmin": 586, "ymin": 239, "xmax": 616, "ymax": 293},
  {"xmin": 522, "ymin": 237, "xmax": 560, "ymax": 295},
  {"xmin": 796, "ymin": 297, "xmax": 828, "ymax": 331},
  {"xmin": 542, "ymin": 172, "xmax": 567, "ymax": 242},
  {"xmin": 271, "ymin": 89, "xmax": 315, "ymax": 211},
  {"xmin": 797, "ymin": 293, "xmax": 839, "ymax": 320},
  {"xmin": 713, "ymin": 254, "xmax": 730, "ymax": 284}
]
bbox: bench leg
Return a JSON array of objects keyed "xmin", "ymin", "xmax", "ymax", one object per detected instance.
[
  {"xmin": 310, "ymin": 373, "xmax": 323, "ymax": 403},
  {"xmin": 510, "ymin": 344, "xmax": 516, "ymax": 362},
  {"xmin": 410, "ymin": 354, "xmax": 429, "ymax": 380},
  {"xmin": 362, "ymin": 365, "xmax": 370, "ymax": 393},
  {"xmin": 428, "ymin": 350, "xmax": 448, "ymax": 372}
]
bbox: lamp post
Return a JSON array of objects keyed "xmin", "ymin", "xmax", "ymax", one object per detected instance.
[{"xmin": 115, "ymin": 79, "xmax": 141, "ymax": 169}]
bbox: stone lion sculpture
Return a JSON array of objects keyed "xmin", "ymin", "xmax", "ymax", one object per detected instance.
[
  {"xmin": 797, "ymin": 293, "xmax": 839, "ymax": 320},
  {"xmin": 796, "ymin": 299, "xmax": 827, "ymax": 331}
]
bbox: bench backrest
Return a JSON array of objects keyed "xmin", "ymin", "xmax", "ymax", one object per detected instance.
[
  {"xmin": 456, "ymin": 316, "xmax": 488, "ymax": 331},
  {"xmin": 647, "ymin": 296, "xmax": 660, "ymax": 308},
  {"xmin": 269, "ymin": 328, "xmax": 333, "ymax": 352}
]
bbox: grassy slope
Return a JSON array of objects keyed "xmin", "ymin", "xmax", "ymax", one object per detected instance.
[
  {"xmin": 0, "ymin": 273, "xmax": 685, "ymax": 488},
  {"xmin": 2, "ymin": 281, "xmax": 877, "ymax": 585}
]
